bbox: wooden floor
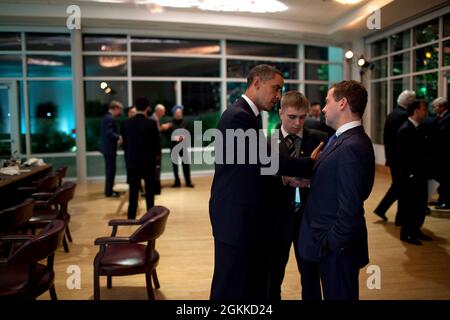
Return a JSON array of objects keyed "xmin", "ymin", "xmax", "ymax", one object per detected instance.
[{"xmin": 40, "ymin": 168, "xmax": 450, "ymax": 300}]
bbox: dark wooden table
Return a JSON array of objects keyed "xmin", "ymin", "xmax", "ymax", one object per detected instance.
[{"xmin": 0, "ymin": 164, "xmax": 53, "ymax": 210}]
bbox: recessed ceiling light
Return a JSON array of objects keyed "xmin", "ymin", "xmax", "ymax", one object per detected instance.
[{"xmin": 334, "ymin": 0, "xmax": 364, "ymax": 4}]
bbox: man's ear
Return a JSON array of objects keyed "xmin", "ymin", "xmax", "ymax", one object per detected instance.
[
  {"xmin": 339, "ymin": 97, "xmax": 348, "ymax": 110},
  {"xmin": 253, "ymin": 77, "xmax": 261, "ymax": 89}
]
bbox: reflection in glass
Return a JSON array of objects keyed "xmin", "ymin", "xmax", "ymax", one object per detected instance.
[
  {"xmin": 414, "ymin": 44, "xmax": 438, "ymax": 72},
  {"xmin": 392, "ymin": 77, "xmax": 410, "ymax": 109},
  {"xmin": 27, "ymin": 55, "xmax": 72, "ymax": 77},
  {"xmin": 0, "ymin": 32, "xmax": 21, "ymax": 51},
  {"xmin": 132, "ymin": 37, "xmax": 220, "ymax": 54},
  {"xmin": 181, "ymin": 82, "xmax": 221, "ymax": 147},
  {"xmin": 391, "ymin": 53, "xmax": 409, "ymax": 76},
  {"xmin": 390, "ymin": 31, "xmax": 410, "ymax": 52},
  {"xmin": 84, "ymin": 81, "xmax": 128, "ymax": 151},
  {"xmin": 84, "ymin": 55, "xmax": 127, "ymax": 77},
  {"xmin": 132, "ymin": 57, "xmax": 220, "ymax": 77},
  {"xmin": 371, "ymin": 81, "xmax": 387, "ymax": 144},
  {"xmin": 227, "ymin": 40, "xmax": 296, "ymax": 58},
  {"xmin": 0, "ymin": 55, "xmax": 22, "ymax": 77},
  {"xmin": 371, "ymin": 39, "xmax": 387, "ymax": 58},
  {"xmin": 25, "ymin": 33, "xmax": 70, "ymax": 51},
  {"xmin": 414, "ymin": 73, "xmax": 438, "ymax": 107},
  {"xmin": 28, "ymin": 80, "xmax": 75, "ymax": 153},
  {"xmin": 414, "ymin": 19, "xmax": 439, "ymax": 45},
  {"xmin": 227, "ymin": 60, "xmax": 297, "ymax": 79},
  {"xmin": 305, "ymin": 63, "xmax": 342, "ymax": 81},
  {"xmin": 83, "ymin": 34, "xmax": 127, "ymax": 52}
]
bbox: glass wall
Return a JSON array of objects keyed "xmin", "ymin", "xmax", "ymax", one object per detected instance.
[{"xmin": 368, "ymin": 11, "xmax": 450, "ymax": 145}]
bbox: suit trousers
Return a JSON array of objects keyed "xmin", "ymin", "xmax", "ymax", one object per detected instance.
[
  {"xmin": 103, "ymin": 153, "xmax": 116, "ymax": 196},
  {"xmin": 210, "ymin": 240, "xmax": 270, "ymax": 300},
  {"xmin": 374, "ymin": 163, "xmax": 400, "ymax": 218},
  {"xmin": 127, "ymin": 169, "xmax": 155, "ymax": 219}
]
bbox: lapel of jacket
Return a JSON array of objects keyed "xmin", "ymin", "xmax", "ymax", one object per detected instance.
[{"xmin": 238, "ymin": 97, "xmax": 260, "ymax": 130}]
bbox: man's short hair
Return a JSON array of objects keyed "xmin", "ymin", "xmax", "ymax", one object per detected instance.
[
  {"xmin": 281, "ymin": 91, "xmax": 309, "ymax": 112},
  {"xmin": 310, "ymin": 102, "xmax": 321, "ymax": 108},
  {"xmin": 135, "ymin": 97, "xmax": 150, "ymax": 112},
  {"xmin": 407, "ymin": 99, "xmax": 427, "ymax": 116},
  {"xmin": 330, "ymin": 80, "xmax": 368, "ymax": 118},
  {"xmin": 155, "ymin": 104, "xmax": 165, "ymax": 112},
  {"xmin": 247, "ymin": 64, "xmax": 283, "ymax": 88},
  {"xmin": 397, "ymin": 90, "xmax": 416, "ymax": 108},
  {"xmin": 109, "ymin": 100, "xmax": 123, "ymax": 110},
  {"xmin": 432, "ymin": 97, "xmax": 448, "ymax": 110}
]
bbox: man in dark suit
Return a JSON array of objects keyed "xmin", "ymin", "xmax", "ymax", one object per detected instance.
[
  {"xmin": 430, "ymin": 97, "xmax": 450, "ymax": 210},
  {"xmin": 100, "ymin": 100, "xmax": 123, "ymax": 197},
  {"xmin": 267, "ymin": 91, "xmax": 327, "ymax": 300},
  {"xmin": 397, "ymin": 100, "xmax": 431, "ymax": 245},
  {"xmin": 374, "ymin": 90, "xmax": 416, "ymax": 222},
  {"xmin": 121, "ymin": 97, "xmax": 160, "ymax": 219},
  {"xmin": 209, "ymin": 64, "xmax": 319, "ymax": 300},
  {"xmin": 298, "ymin": 80, "xmax": 375, "ymax": 300}
]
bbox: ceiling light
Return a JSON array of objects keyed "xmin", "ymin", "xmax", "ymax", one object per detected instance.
[
  {"xmin": 139, "ymin": 0, "xmax": 288, "ymax": 13},
  {"xmin": 357, "ymin": 57, "xmax": 365, "ymax": 67},
  {"xmin": 100, "ymin": 82, "xmax": 108, "ymax": 89},
  {"xmin": 345, "ymin": 50, "xmax": 354, "ymax": 59},
  {"xmin": 334, "ymin": 0, "xmax": 363, "ymax": 4}
]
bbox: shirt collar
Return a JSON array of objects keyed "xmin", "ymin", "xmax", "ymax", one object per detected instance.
[
  {"xmin": 335, "ymin": 120, "xmax": 361, "ymax": 137},
  {"xmin": 281, "ymin": 125, "xmax": 303, "ymax": 139},
  {"xmin": 242, "ymin": 94, "xmax": 260, "ymax": 117},
  {"xmin": 440, "ymin": 109, "xmax": 448, "ymax": 118},
  {"xmin": 408, "ymin": 117, "xmax": 420, "ymax": 128}
]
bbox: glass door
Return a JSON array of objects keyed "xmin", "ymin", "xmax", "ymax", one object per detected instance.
[{"xmin": 0, "ymin": 81, "xmax": 20, "ymax": 159}]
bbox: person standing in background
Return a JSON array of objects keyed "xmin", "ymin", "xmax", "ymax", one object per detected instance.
[
  {"xmin": 150, "ymin": 104, "xmax": 169, "ymax": 195},
  {"xmin": 100, "ymin": 100, "xmax": 123, "ymax": 198}
]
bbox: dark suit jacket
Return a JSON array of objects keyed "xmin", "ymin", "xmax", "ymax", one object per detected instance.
[
  {"xmin": 121, "ymin": 114, "xmax": 160, "ymax": 173},
  {"xmin": 100, "ymin": 112, "xmax": 120, "ymax": 156},
  {"xmin": 384, "ymin": 106, "xmax": 408, "ymax": 167},
  {"xmin": 209, "ymin": 97, "xmax": 313, "ymax": 249},
  {"xmin": 429, "ymin": 111, "xmax": 450, "ymax": 174},
  {"xmin": 299, "ymin": 126, "xmax": 375, "ymax": 268}
]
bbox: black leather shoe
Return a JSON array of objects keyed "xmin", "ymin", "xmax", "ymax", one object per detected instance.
[
  {"xmin": 106, "ymin": 192, "xmax": 120, "ymax": 198},
  {"xmin": 416, "ymin": 230, "xmax": 432, "ymax": 241},
  {"xmin": 171, "ymin": 183, "xmax": 181, "ymax": 188},
  {"xmin": 435, "ymin": 202, "xmax": 450, "ymax": 210},
  {"xmin": 400, "ymin": 234, "xmax": 422, "ymax": 245},
  {"xmin": 186, "ymin": 183, "xmax": 195, "ymax": 188},
  {"xmin": 374, "ymin": 211, "xmax": 387, "ymax": 221}
]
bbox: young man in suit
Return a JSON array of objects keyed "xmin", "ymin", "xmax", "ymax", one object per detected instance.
[
  {"xmin": 374, "ymin": 90, "xmax": 416, "ymax": 222},
  {"xmin": 298, "ymin": 80, "xmax": 375, "ymax": 300},
  {"xmin": 267, "ymin": 91, "xmax": 327, "ymax": 300},
  {"xmin": 209, "ymin": 64, "xmax": 320, "ymax": 300},
  {"xmin": 100, "ymin": 100, "xmax": 123, "ymax": 198},
  {"xmin": 121, "ymin": 97, "xmax": 160, "ymax": 219},
  {"xmin": 397, "ymin": 100, "xmax": 431, "ymax": 245}
]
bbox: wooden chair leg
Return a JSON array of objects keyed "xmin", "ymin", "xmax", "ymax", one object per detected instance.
[
  {"xmin": 152, "ymin": 269, "xmax": 160, "ymax": 289},
  {"xmin": 66, "ymin": 225, "xmax": 73, "ymax": 242},
  {"xmin": 49, "ymin": 285, "xmax": 58, "ymax": 300},
  {"xmin": 107, "ymin": 276, "xmax": 112, "ymax": 288},
  {"xmin": 62, "ymin": 235, "xmax": 69, "ymax": 253},
  {"xmin": 145, "ymin": 272, "xmax": 155, "ymax": 300},
  {"xmin": 93, "ymin": 270, "xmax": 100, "ymax": 300}
]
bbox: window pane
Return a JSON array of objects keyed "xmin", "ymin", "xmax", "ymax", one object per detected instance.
[
  {"xmin": 391, "ymin": 52, "xmax": 409, "ymax": 76},
  {"xmin": 305, "ymin": 63, "xmax": 342, "ymax": 81},
  {"xmin": 414, "ymin": 19, "xmax": 439, "ymax": 45},
  {"xmin": 0, "ymin": 55, "xmax": 22, "ymax": 77},
  {"xmin": 392, "ymin": 77, "xmax": 410, "ymax": 109},
  {"xmin": 390, "ymin": 30, "xmax": 410, "ymax": 52},
  {"xmin": 181, "ymin": 82, "xmax": 221, "ymax": 147},
  {"xmin": 305, "ymin": 45, "xmax": 327, "ymax": 60},
  {"xmin": 371, "ymin": 39, "xmax": 387, "ymax": 57},
  {"xmin": 83, "ymin": 34, "xmax": 127, "ymax": 52},
  {"xmin": 305, "ymin": 84, "xmax": 329, "ymax": 107},
  {"xmin": 28, "ymin": 80, "xmax": 75, "ymax": 153},
  {"xmin": 41, "ymin": 156, "xmax": 77, "ymax": 178},
  {"xmin": 444, "ymin": 40, "xmax": 450, "ymax": 67},
  {"xmin": 414, "ymin": 73, "xmax": 438, "ymax": 107},
  {"xmin": 372, "ymin": 58, "xmax": 387, "ymax": 79},
  {"xmin": 227, "ymin": 40, "xmax": 296, "ymax": 58},
  {"xmin": 414, "ymin": 44, "xmax": 438, "ymax": 72},
  {"xmin": 26, "ymin": 33, "xmax": 70, "ymax": 51},
  {"xmin": 328, "ymin": 47, "xmax": 344, "ymax": 63},
  {"xmin": 27, "ymin": 55, "xmax": 72, "ymax": 77},
  {"xmin": 132, "ymin": 57, "xmax": 220, "ymax": 77},
  {"xmin": 87, "ymin": 154, "xmax": 126, "ymax": 177},
  {"xmin": 444, "ymin": 13, "xmax": 450, "ymax": 37},
  {"xmin": 132, "ymin": 37, "xmax": 220, "ymax": 54},
  {"xmin": 227, "ymin": 60, "xmax": 298, "ymax": 79},
  {"xmin": 84, "ymin": 80, "xmax": 128, "ymax": 151},
  {"xmin": 83, "ymin": 55, "xmax": 127, "ymax": 77},
  {"xmin": 0, "ymin": 32, "xmax": 21, "ymax": 51},
  {"xmin": 227, "ymin": 82, "xmax": 246, "ymax": 107},
  {"xmin": 371, "ymin": 81, "xmax": 387, "ymax": 144}
]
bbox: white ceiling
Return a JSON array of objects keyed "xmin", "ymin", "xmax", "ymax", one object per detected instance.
[{"xmin": 0, "ymin": 0, "xmax": 448, "ymax": 44}]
